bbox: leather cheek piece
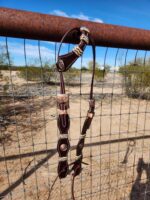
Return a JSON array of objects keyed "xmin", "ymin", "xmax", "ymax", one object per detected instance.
[
  {"xmin": 57, "ymin": 138, "xmax": 70, "ymax": 178},
  {"xmin": 57, "ymin": 103, "xmax": 69, "ymax": 110},
  {"xmin": 82, "ymin": 117, "xmax": 93, "ymax": 133},
  {"xmin": 58, "ymin": 160, "xmax": 69, "ymax": 178},
  {"xmin": 72, "ymin": 158, "xmax": 82, "ymax": 177},
  {"xmin": 88, "ymin": 99, "xmax": 95, "ymax": 113},
  {"xmin": 76, "ymin": 138, "xmax": 85, "ymax": 155},
  {"xmin": 57, "ymin": 138, "xmax": 70, "ymax": 157},
  {"xmin": 57, "ymin": 51, "xmax": 79, "ymax": 72},
  {"xmin": 57, "ymin": 114, "xmax": 70, "ymax": 133},
  {"xmin": 58, "ymin": 109, "xmax": 68, "ymax": 115},
  {"xmin": 57, "ymin": 94, "xmax": 69, "ymax": 110}
]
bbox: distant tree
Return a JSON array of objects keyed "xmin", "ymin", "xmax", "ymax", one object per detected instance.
[
  {"xmin": 64, "ymin": 67, "xmax": 80, "ymax": 83},
  {"xmin": 18, "ymin": 58, "xmax": 54, "ymax": 83},
  {"xmin": 0, "ymin": 45, "xmax": 13, "ymax": 66},
  {"xmin": 87, "ymin": 61, "xmax": 100, "ymax": 71},
  {"xmin": 105, "ymin": 65, "xmax": 111, "ymax": 73},
  {"xmin": 0, "ymin": 71, "xmax": 3, "ymax": 81},
  {"xmin": 81, "ymin": 66, "xmax": 88, "ymax": 72},
  {"xmin": 87, "ymin": 61, "xmax": 105, "ymax": 81},
  {"xmin": 128, "ymin": 57, "xmax": 144, "ymax": 66},
  {"xmin": 43, "ymin": 63, "xmax": 55, "ymax": 83},
  {"xmin": 119, "ymin": 57, "xmax": 150, "ymax": 100}
]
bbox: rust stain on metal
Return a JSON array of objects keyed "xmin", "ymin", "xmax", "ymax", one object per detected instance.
[{"xmin": 0, "ymin": 7, "xmax": 150, "ymax": 50}]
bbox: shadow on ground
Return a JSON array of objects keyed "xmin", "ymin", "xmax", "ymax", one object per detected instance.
[{"xmin": 130, "ymin": 158, "xmax": 150, "ymax": 200}]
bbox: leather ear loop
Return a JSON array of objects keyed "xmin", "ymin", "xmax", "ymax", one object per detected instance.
[{"xmin": 57, "ymin": 27, "xmax": 80, "ymax": 61}]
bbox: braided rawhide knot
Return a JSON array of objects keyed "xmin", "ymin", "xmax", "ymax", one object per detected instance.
[
  {"xmin": 57, "ymin": 94, "xmax": 69, "ymax": 111},
  {"xmin": 73, "ymin": 27, "xmax": 89, "ymax": 56},
  {"xmin": 80, "ymin": 26, "xmax": 90, "ymax": 44}
]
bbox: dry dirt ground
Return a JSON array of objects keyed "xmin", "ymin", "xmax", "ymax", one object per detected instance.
[{"xmin": 0, "ymin": 71, "xmax": 150, "ymax": 200}]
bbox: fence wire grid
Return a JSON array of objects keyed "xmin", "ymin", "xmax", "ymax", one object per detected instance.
[{"xmin": 0, "ymin": 36, "xmax": 150, "ymax": 200}]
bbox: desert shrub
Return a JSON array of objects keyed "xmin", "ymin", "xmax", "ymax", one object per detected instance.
[
  {"xmin": 3, "ymin": 83, "xmax": 9, "ymax": 94},
  {"xmin": 94, "ymin": 68, "xmax": 105, "ymax": 81},
  {"xmin": 64, "ymin": 67, "xmax": 80, "ymax": 83},
  {"xmin": 119, "ymin": 64, "xmax": 150, "ymax": 99},
  {"xmin": 81, "ymin": 66, "xmax": 88, "ymax": 72},
  {"xmin": 88, "ymin": 61, "xmax": 107, "ymax": 81},
  {"xmin": 0, "ymin": 71, "xmax": 3, "ymax": 79},
  {"xmin": 18, "ymin": 66, "xmax": 42, "ymax": 81},
  {"xmin": 18, "ymin": 66, "xmax": 53, "ymax": 82}
]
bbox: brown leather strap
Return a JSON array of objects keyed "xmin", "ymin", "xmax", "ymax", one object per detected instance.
[{"xmin": 72, "ymin": 99, "xmax": 95, "ymax": 177}]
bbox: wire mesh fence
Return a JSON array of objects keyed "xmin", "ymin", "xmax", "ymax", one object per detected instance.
[{"xmin": 0, "ymin": 34, "xmax": 150, "ymax": 200}]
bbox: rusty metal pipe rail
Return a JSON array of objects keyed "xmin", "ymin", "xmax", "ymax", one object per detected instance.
[{"xmin": 0, "ymin": 7, "xmax": 150, "ymax": 50}]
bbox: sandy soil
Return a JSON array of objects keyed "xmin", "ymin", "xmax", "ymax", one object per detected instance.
[{"xmin": 0, "ymin": 71, "xmax": 150, "ymax": 200}]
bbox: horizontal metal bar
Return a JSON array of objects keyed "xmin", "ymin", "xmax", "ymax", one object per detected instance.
[
  {"xmin": 0, "ymin": 7, "xmax": 150, "ymax": 50},
  {"xmin": 1, "ymin": 133, "xmax": 150, "ymax": 162}
]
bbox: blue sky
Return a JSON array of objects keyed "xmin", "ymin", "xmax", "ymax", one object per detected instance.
[{"xmin": 0, "ymin": 0, "xmax": 150, "ymax": 67}]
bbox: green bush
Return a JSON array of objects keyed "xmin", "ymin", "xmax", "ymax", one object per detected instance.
[
  {"xmin": 18, "ymin": 66, "xmax": 53, "ymax": 82},
  {"xmin": 87, "ymin": 60, "xmax": 107, "ymax": 81},
  {"xmin": 0, "ymin": 71, "xmax": 3, "ymax": 79},
  {"xmin": 64, "ymin": 67, "xmax": 80, "ymax": 83},
  {"xmin": 94, "ymin": 68, "xmax": 105, "ymax": 81},
  {"xmin": 119, "ymin": 64, "xmax": 150, "ymax": 99}
]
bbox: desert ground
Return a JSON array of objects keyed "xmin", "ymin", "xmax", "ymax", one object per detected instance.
[{"xmin": 0, "ymin": 70, "xmax": 150, "ymax": 200}]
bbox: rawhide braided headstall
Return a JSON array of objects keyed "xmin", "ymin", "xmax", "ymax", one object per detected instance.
[{"xmin": 55, "ymin": 26, "xmax": 95, "ymax": 199}]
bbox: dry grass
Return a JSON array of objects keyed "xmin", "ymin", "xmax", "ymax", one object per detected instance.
[{"xmin": 0, "ymin": 72, "xmax": 150, "ymax": 200}]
